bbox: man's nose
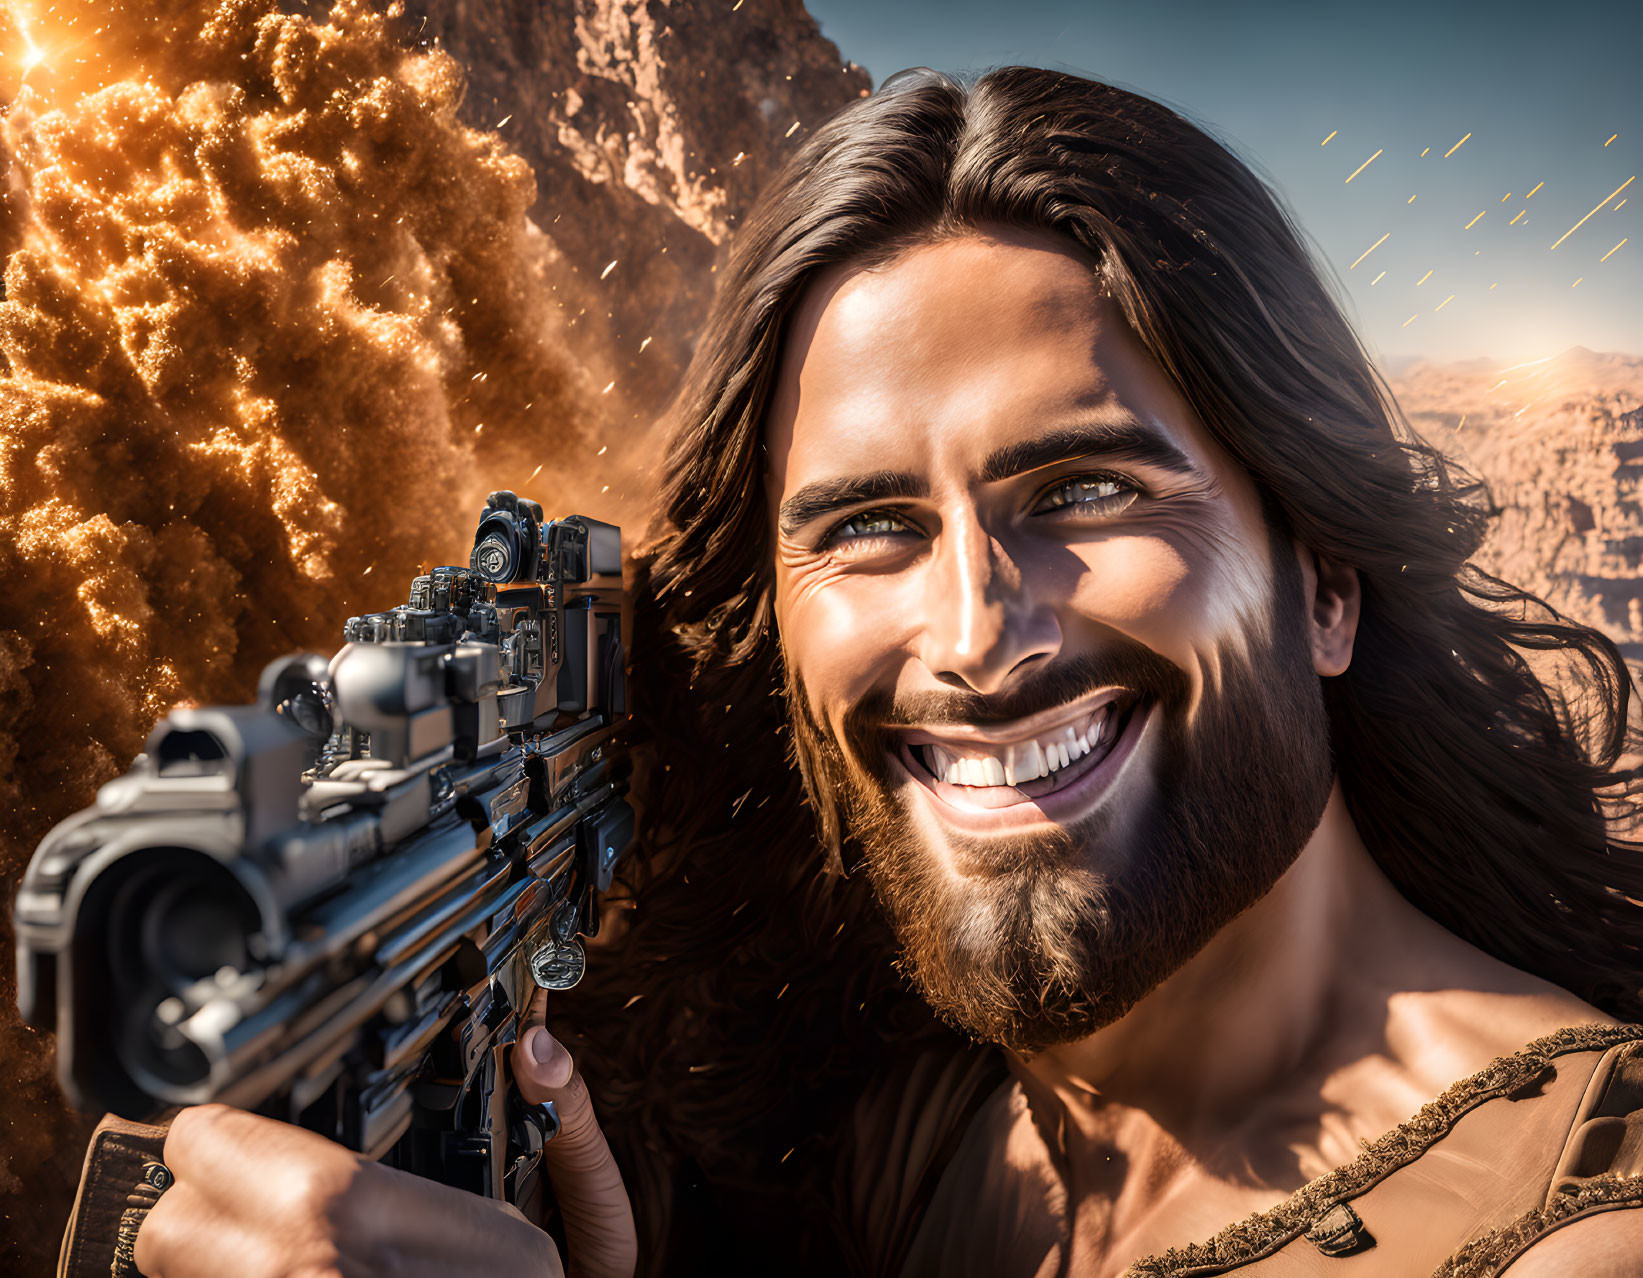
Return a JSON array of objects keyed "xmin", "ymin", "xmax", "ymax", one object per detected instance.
[{"xmin": 919, "ymin": 514, "xmax": 1061, "ymax": 696}]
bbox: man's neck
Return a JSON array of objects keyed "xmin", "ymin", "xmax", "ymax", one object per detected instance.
[{"xmin": 1016, "ymin": 778, "xmax": 1612, "ymax": 1156}]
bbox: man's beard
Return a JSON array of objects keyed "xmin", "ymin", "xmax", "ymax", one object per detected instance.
[{"xmin": 783, "ymin": 545, "xmax": 1336, "ymax": 1056}]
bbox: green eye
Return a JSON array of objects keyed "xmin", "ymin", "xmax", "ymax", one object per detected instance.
[
  {"xmin": 1035, "ymin": 475, "xmax": 1139, "ymax": 516},
  {"xmin": 818, "ymin": 510, "xmax": 916, "ymax": 553},
  {"xmin": 835, "ymin": 512, "xmax": 906, "ymax": 539}
]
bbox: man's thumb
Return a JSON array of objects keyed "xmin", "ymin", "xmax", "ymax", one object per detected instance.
[{"xmin": 516, "ymin": 1026, "xmax": 575, "ymax": 1099}]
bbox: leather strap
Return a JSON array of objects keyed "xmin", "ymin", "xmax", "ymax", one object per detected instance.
[{"xmin": 58, "ymin": 1113, "xmax": 176, "ymax": 1278}]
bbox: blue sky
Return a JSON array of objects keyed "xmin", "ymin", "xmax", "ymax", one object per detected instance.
[{"xmin": 805, "ymin": 0, "xmax": 1641, "ymax": 363}]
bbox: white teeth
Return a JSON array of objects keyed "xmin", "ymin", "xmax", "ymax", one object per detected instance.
[{"xmin": 920, "ymin": 699, "xmax": 1125, "ymax": 789}]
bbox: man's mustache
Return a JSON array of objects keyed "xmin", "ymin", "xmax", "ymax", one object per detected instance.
[{"xmin": 842, "ymin": 642, "xmax": 1192, "ymax": 737}]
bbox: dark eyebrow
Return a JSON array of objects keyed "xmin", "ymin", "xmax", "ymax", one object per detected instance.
[
  {"xmin": 979, "ymin": 419, "xmax": 1200, "ymax": 483},
  {"xmin": 777, "ymin": 469, "xmax": 928, "ymax": 537}
]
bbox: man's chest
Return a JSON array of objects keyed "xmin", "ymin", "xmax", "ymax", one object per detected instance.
[{"xmin": 903, "ymin": 1086, "xmax": 1297, "ymax": 1278}]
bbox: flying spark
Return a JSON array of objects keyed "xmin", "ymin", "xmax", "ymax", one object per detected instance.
[
  {"xmin": 1416, "ymin": 269, "xmax": 1434, "ymax": 285},
  {"xmin": 1402, "ymin": 314, "xmax": 1419, "ymax": 327},
  {"xmin": 1501, "ymin": 193, "xmax": 1512, "ymax": 202},
  {"xmin": 1601, "ymin": 238, "xmax": 1628, "ymax": 262},
  {"xmin": 1509, "ymin": 210, "xmax": 1526, "ymax": 225},
  {"xmin": 1349, "ymin": 233, "xmax": 1389, "ymax": 269},
  {"xmin": 1444, "ymin": 132, "xmax": 1471, "ymax": 158},
  {"xmin": 1572, "ymin": 277, "xmax": 1583, "ymax": 288},
  {"xmin": 1421, "ymin": 147, "xmax": 1431, "ymax": 157},
  {"xmin": 1617, "ymin": 199, "xmax": 1629, "ymax": 211},
  {"xmin": 639, "ymin": 336, "xmax": 652, "ymax": 351},
  {"xmin": 1371, "ymin": 270, "xmax": 1387, "ymax": 284},
  {"xmin": 1408, "ymin": 194, "xmax": 1417, "ymax": 203},
  {"xmin": 785, "ymin": 120, "xmax": 800, "ymax": 137},
  {"xmin": 528, "ymin": 463, "xmax": 544, "ymax": 480},
  {"xmin": 1526, "ymin": 181, "xmax": 1545, "ymax": 198},
  {"xmin": 1550, "ymin": 176, "xmax": 1635, "ymax": 250},
  {"xmin": 495, "ymin": 115, "xmax": 512, "ymax": 129},
  {"xmin": 1344, "ymin": 149, "xmax": 1383, "ymax": 183},
  {"xmin": 600, "ymin": 260, "xmax": 618, "ymax": 279},
  {"xmin": 1605, "ymin": 134, "xmax": 1619, "ymax": 147},
  {"xmin": 1321, "ymin": 130, "xmax": 1338, "ymax": 146},
  {"xmin": 601, "ymin": 380, "xmax": 615, "ymax": 394},
  {"xmin": 1435, "ymin": 294, "xmax": 1456, "ymax": 311},
  {"xmin": 1464, "ymin": 210, "xmax": 1486, "ymax": 229}
]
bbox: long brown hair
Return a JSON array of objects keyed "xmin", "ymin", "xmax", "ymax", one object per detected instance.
[{"xmin": 561, "ymin": 65, "xmax": 1643, "ymax": 1267}]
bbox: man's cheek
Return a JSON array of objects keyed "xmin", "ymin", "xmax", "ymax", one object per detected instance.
[
  {"xmin": 779, "ymin": 578, "xmax": 917, "ymax": 711},
  {"xmin": 1070, "ymin": 539, "xmax": 1264, "ymax": 680}
]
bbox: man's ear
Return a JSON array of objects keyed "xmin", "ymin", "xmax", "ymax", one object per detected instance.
[{"xmin": 1297, "ymin": 543, "xmax": 1361, "ymax": 677}]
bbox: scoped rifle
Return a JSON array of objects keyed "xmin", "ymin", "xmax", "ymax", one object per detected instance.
[{"xmin": 14, "ymin": 489, "xmax": 631, "ymax": 1222}]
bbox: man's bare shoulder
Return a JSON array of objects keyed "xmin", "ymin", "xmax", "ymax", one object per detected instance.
[{"xmin": 1500, "ymin": 1210, "xmax": 1643, "ymax": 1276}]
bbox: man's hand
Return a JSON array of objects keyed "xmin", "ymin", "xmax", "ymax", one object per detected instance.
[
  {"xmin": 134, "ymin": 994, "xmax": 637, "ymax": 1278},
  {"xmin": 511, "ymin": 985, "xmax": 639, "ymax": 1278}
]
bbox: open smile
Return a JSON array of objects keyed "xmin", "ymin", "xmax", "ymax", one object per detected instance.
[{"xmin": 889, "ymin": 688, "xmax": 1153, "ymax": 832}]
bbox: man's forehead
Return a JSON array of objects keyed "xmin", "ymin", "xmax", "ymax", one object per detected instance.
[
  {"xmin": 776, "ymin": 231, "xmax": 1109, "ymax": 396},
  {"xmin": 764, "ymin": 231, "xmax": 1213, "ymax": 490}
]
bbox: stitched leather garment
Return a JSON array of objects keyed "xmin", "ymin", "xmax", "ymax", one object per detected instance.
[{"xmin": 853, "ymin": 1025, "xmax": 1643, "ymax": 1278}]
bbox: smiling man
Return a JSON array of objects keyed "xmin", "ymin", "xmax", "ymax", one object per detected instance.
[
  {"xmin": 602, "ymin": 65, "xmax": 1643, "ymax": 1276},
  {"xmin": 112, "ymin": 65, "xmax": 1643, "ymax": 1278}
]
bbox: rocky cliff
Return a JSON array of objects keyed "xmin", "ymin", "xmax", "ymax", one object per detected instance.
[{"xmin": 402, "ymin": 0, "xmax": 871, "ymax": 444}]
